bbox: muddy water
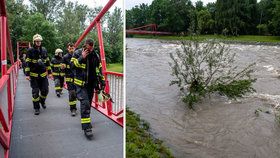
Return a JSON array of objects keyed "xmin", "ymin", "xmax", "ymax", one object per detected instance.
[{"xmin": 126, "ymin": 38, "xmax": 280, "ymax": 158}]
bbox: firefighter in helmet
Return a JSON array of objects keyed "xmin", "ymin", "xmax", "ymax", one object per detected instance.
[
  {"xmin": 70, "ymin": 39, "xmax": 105, "ymax": 139},
  {"xmin": 25, "ymin": 34, "xmax": 52, "ymax": 115},
  {"xmin": 61, "ymin": 43, "xmax": 77, "ymax": 116},
  {"xmin": 51, "ymin": 48, "xmax": 65, "ymax": 97}
]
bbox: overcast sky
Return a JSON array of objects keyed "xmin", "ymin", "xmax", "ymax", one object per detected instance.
[
  {"xmin": 126, "ymin": 0, "xmax": 216, "ymax": 9},
  {"xmin": 23, "ymin": 0, "xmax": 123, "ymax": 11}
]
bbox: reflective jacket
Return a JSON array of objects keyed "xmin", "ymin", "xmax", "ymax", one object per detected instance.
[
  {"xmin": 70, "ymin": 48, "xmax": 105, "ymax": 88},
  {"xmin": 25, "ymin": 46, "xmax": 51, "ymax": 78},
  {"xmin": 62, "ymin": 52, "xmax": 74, "ymax": 82},
  {"xmin": 51, "ymin": 56, "xmax": 65, "ymax": 77}
]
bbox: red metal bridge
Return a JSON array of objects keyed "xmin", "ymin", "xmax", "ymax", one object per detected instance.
[
  {"xmin": 126, "ymin": 24, "xmax": 173, "ymax": 35},
  {"xmin": 0, "ymin": 0, "xmax": 123, "ymax": 157}
]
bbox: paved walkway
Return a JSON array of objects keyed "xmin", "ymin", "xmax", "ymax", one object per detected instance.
[{"xmin": 9, "ymin": 71, "xmax": 123, "ymax": 158}]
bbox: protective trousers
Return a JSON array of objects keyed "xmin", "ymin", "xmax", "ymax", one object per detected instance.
[
  {"xmin": 54, "ymin": 76, "xmax": 64, "ymax": 94},
  {"xmin": 67, "ymin": 81, "xmax": 77, "ymax": 111},
  {"xmin": 30, "ymin": 77, "xmax": 49, "ymax": 109},
  {"xmin": 76, "ymin": 85, "xmax": 94, "ymax": 130}
]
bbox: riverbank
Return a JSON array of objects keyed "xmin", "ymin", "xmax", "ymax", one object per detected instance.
[
  {"xmin": 126, "ymin": 109, "xmax": 174, "ymax": 158},
  {"xmin": 130, "ymin": 35, "xmax": 280, "ymax": 45}
]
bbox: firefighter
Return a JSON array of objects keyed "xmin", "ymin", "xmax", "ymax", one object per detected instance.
[
  {"xmin": 25, "ymin": 34, "xmax": 52, "ymax": 115},
  {"xmin": 71, "ymin": 39, "xmax": 105, "ymax": 139},
  {"xmin": 51, "ymin": 49, "xmax": 65, "ymax": 97},
  {"xmin": 61, "ymin": 43, "xmax": 77, "ymax": 116}
]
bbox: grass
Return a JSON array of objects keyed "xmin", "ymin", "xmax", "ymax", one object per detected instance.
[
  {"xmin": 131, "ymin": 34, "xmax": 280, "ymax": 43},
  {"xmin": 107, "ymin": 63, "xmax": 123, "ymax": 73},
  {"xmin": 126, "ymin": 109, "xmax": 174, "ymax": 158}
]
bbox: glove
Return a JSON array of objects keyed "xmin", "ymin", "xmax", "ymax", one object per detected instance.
[{"xmin": 98, "ymin": 91, "xmax": 103, "ymax": 102}]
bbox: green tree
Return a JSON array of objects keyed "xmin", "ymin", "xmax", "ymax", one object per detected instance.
[
  {"xmin": 126, "ymin": 3, "xmax": 150, "ymax": 29},
  {"xmin": 215, "ymin": 0, "xmax": 259, "ymax": 35},
  {"xmin": 7, "ymin": 0, "xmax": 29, "ymax": 53},
  {"xmin": 56, "ymin": 1, "xmax": 91, "ymax": 48},
  {"xmin": 195, "ymin": 0, "xmax": 205, "ymax": 11},
  {"xmin": 21, "ymin": 13, "xmax": 59, "ymax": 58},
  {"xmin": 271, "ymin": 0, "xmax": 280, "ymax": 35},
  {"xmin": 169, "ymin": 40, "xmax": 256, "ymax": 109},
  {"xmin": 197, "ymin": 10, "xmax": 214, "ymax": 34},
  {"xmin": 106, "ymin": 7, "xmax": 123, "ymax": 63},
  {"xmin": 29, "ymin": 0, "xmax": 65, "ymax": 21}
]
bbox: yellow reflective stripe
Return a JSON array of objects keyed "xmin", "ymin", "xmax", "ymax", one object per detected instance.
[
  {"xmin": 65, "ymin": 78, "xmax": 73, "ymax": 82},
  {"xmin": 101, "ymin": 76, "xmax": 105, "ymax": 80},
  {"xmin": 52, "ymin": 72, "xmax": 59, "ymax": 76},
  {"xmin": 98, "ymin": 63, "xmax": 102, "ymax": 69},
  {"xmin": 40, "ymin": 95, "xmax": 47, "ymax": 99},
  {"xmin": 71, "ymin": 58, "xmax": 86, "ymax": 69},
  {"xmin": 81, "ymin": 118, "xmax": 91, "ymax": 124},
  {"xmin": 55, "ymin": 87, "xmax": 62, "ymax": 90},
  {"xmin": 69, "ymin": 100, "xmax": 77, "ymax": 106},
  {"xmin": 32, "ymin": 59, "xmax": 38, "ymax": 63},
  {"xmin": 96, "ymin": 67, "xmax": 100, "ymax": 73},
  {"xmin": 26, "ymin": 58, "xmax": 31, "ymax": 62},
  {"xmin": 47, "ymin": 66, "xmax": 51, "ymax": 70},
  {"xmin": 25, "ymin": 67, "xmax": 30, "ymax": 72},
  {"xmin": 53, "ymin": 64, "xmax": 61, "ymax": 67},
  {"xmin": 74, "ymin": 78, "xmax": 84, "ymax": 86},
  {"xmin": 40, "ymin": 72, "xmax": 47, "ymax": 77},
  {"xmin": 66, "ymin": 65, "xmax": 70, "ymax": 68},
  {"xmin": 32, "ymin": 97, "xmax": 40, "ymax": 102},
  {"xmin": 60, "ymin": 73, "xmax": 65, "ymax": 76},
  {"xmin": 30, "ymin": 72, "xmax": 38, "ymax": 77},
  {"xmin": 46, "ymin": 57, "xmax": 50, "ymax": 61}
]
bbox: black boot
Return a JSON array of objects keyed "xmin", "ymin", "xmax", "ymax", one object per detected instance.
[
  {"xmin": 71, "ymin": 109, "xmax": 77, "ymax": 117},
  {"xmin": 56, "ymin": 92, "xmax": 60, "ymax": 97},
  {"xmin": 34, "ymin": 109, "xmax": 40, "ymax": 115},
  {"xmin": 40, "ymin": 97, "xmax": 46, "ymax": 109},
  {"xmin": 41, "ymin": 103, "xmax": 46, "ymax": 109},
  {"xmin": 84, "ymin": 128, "xmax": 93, "ymax": 139}
]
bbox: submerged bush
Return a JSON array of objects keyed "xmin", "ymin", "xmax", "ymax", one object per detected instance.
[{"xmin": 169, "ymin": 40, "xmax": 256, "ymax": 109}]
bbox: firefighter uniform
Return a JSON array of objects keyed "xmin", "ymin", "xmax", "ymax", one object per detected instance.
[
  {"xmin": 62, "ymin": 51, "xmax": 77, "ymax": 114},
  {"xmin": 71, "ymin": 48, "xmax": 105, "ymax": 131},
  {"xmin": 25, "ymin": 46, "xmax": 51, "ymax": 112},
  {"xmin": 51, "ymin": 50, "xmax": 65, "ymax": 97}
]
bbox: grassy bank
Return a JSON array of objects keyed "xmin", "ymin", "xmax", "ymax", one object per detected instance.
[
  {"xmin": 126, "ymin": 109, "xmax": 174, "ymax": 158},
  {"xmin": 131, "ymin": 35, "xmax": 280, "ymax": 43},
  {"xmin": 107, "ymin": 63, "xmax": 123, "ymax": 73}
]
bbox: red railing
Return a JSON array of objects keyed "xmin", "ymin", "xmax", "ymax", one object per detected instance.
[
  {"xmin": 0, "ymin": 0, "xmax": 20, "ymax": 157},
  {"xmin": 0, "ymin": 62, "xmax": 20, "ymax": 158},
  {"xmin": 126, "ymin": 23, "xmax": 173, "ymax": 35},
  {"xmin": 93, "ymin": 71, "xmax": 123, "ymax": 126},
  {"xmin": 74, "ymin": 0, "xmax": 123, "ymax": 126}
]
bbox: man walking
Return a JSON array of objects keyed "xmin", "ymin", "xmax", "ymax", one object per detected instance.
[
  {"xmin": 71, "ymin": 39, "xmax": 105, "ymax": 139},
  {"xmin": 25, "ymin": 34, "xmax": 52, "ymax": 115}
]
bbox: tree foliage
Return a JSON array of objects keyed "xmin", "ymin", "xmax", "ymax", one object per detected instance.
[
  {"xmin": 106, "ymin": 8, "xmax": 123, "ymax": 63},
  {"xmin": 126, "ymin": 0, "xmax": 280, "ymax": 35},
  {"xmin": 21, "ymin": 13, "xmax": 59, "ymax": 57},
  {"xmin": 169, "ymin": 40, "xmax": 256, "ymax": 109},
  {"xmin": 7, "ymin": 0, "xmax": 123, "ymax": 64}
]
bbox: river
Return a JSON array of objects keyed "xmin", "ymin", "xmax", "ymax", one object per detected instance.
[{"xmin": 126, "ymin": 38, "xmax": 280, "ymax": 158}]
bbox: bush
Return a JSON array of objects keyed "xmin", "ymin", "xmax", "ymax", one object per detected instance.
[{"xmin": 169, "ymin": 40, "xmax": 256, "ymax": 109}]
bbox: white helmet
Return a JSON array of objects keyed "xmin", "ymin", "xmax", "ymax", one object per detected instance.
[
  {"xmin": 55, "ymin": 48, "xmax": 63, "ymax": 56},
  {"xmin": 33, "ymin": 34, "xmax": 43, "ymax": 41}
]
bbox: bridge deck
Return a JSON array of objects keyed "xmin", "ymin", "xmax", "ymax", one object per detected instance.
[{"xmin": 9, "ymin": 71, "xmax": 123, "ymax": 158}]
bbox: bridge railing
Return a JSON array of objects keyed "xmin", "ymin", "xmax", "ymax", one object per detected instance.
[
  {"xmin": 74, "ymin": 0, "xmax": 123, "ymax": 126},
  {"xmin": 0, "ymin": 61, "xmax": 20, "ymax": 158},
  {"xmin": 93, "ymin": 71, "xmax": 123, "ymax": 126}
]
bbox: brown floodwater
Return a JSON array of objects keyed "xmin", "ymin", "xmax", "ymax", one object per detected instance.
[{"xmin": 126, "ymin": 38, "xmax": 280, "ymax": 158}]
